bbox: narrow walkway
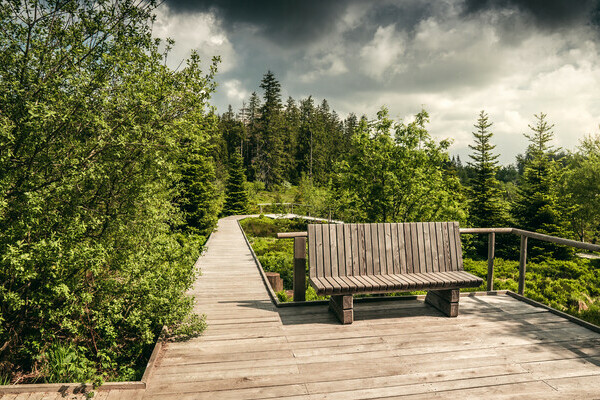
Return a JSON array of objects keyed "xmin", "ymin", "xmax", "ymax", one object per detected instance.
[
  {"xmin": 6, "ymin": 216, "xmax": 599, "ymax": 399},
  {"xmin": 142, "ymin": 216, "xmax": 600, "ymax": 399}
]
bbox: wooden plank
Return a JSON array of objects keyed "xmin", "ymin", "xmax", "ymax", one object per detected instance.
[
  {"xmin": 308, "ymin": 224, "xmax": 316, "ymax": 278},
  {"xmin": 384, "ymin": 223, "xmax": 394, "ymax": 275},
  {"xmin": 448, "ymin": 221, "xmax": 459, "ymax": 271},
  {"xmin": 410, "ymin": 223, "xmax": 419, "ymax": 273},
  {"xmin": 315, "ymin": 224, "xmax": 324, "ymax": 278},
  {"xmin": 423, "ymin": 222, "xmax": 432, "ymax": 273},
  {"xmin": 350, "ymin": 224, "xmax": 359, "ymax": 276},
  {"xmin": 429, "ymin": 222, "xmax": 440, "ymax": 273},
  {"xmin": 453, "ymin": 222, "xmax": 464, "ymax": 270},
  {"xmin": 442, "ymin": 222, "xmax": 452, "ymax": 272},
  {"xmin": 397, "ymin": 223, "xmax": 407, "ymax": 274},
  {"xmin": 390, "ymin": 223, "xmax": 400, "ymax": 274},
  {"xmin": 328, "ymin": 224, "xmax": 338, "ymax": 277},
  {"xmin": 358, "ymin": 224, "xmax": 367, "ymax": 275},
  {"xmin": 364, "ymin": 223, "xmax": 374, "ymax": 275},
  {"xmin": 377, "ymin": 223, "xmax": 386, "ymax": 274},
  {"xmin": 336, "ymin": 224, "xmax": 345, "ymax": 277},
  {"xmin": 341, "ymin": 224, "xmax": 351, "ymax": 277},
  {"xmin": 434, "ymin": 221, "xmax": 445, "ymax": 272},
  {"xmin": 370, "ymin": 223, "xmax": 380, "ymax": 276},
  {"xmin": 416, "ymin": 222, "xmax": 426, "ymax": 273},
  {"xmin": 322, "ymin": 224, "xmax": 331, "ymax": 277}
]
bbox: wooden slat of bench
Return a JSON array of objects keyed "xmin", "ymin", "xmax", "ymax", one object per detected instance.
[
  {"xmin": 372, "ymin": 223, "xmax": 381, "ymax": 276},
  {"xmin": 447, "ymin": 222, "xmax": 458, "ymax": 272},
  {"xmin": 365, "ymin": 224, "xmax": 374, "ymax": 276},
  {"xmin": 329, "ymin": 224, "xmax": 339, "ymax": 278},
  {"xmin": 315, "ymin": 224, "xmax": 325, "ymax": 279},
  {"xmin": 397, "ymin": 223, "xmax": 407, "ymax": 275},
  {"xmin": 429, "ymin": 223, "xmax": 440, "ymax": 273},
  {"xmin": 423, "ymin": 223, "xmax": 433, "ymax": 273},
  {"xmin": 358, "ymin": 224, "xmax": 367, "ymax": 276},
  {"xmin": 453, "ymin": 222, "xmax": 464, "ymax": 270},
  {"xmin": 442, "ymin": 222, "xmax": 451, "ymax": 272},
  {"xmin": 322, "ymin": 224, "xmax": 332, "ymax": 278},
  {"xmin": 308, "ymin": 225, "xmax": 316, "ymax": 279},
  {"xmin": 417, "ymin": 223, "xmax": 426, "ymax": 274},
  {"xmin": 384, "ymin": 223, "xmax": 393, "ymax": 275},
  {"xmin": 350, "ymin": 224, "xmax": 359, "ymax": 276},
  {"xmin": 434, "ymin": 222, "xmax": 445, "ymax": 272},
  {"xmin": 390, "ymin": 223, "xmax": 399, "ymax": 274},
  {"xmin": 377, "ymin": 223, "xmax": 386, "ymax": 275},
  {"xmin": 337, "ymin": 224, "xmax": 346, "ymax": 277}
]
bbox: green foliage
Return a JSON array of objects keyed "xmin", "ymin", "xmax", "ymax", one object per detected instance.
[
  {"xmin": 39, "ymin": 343, "xmax": 98, "ymax": 385},
  {"xmin": 178, "ymin": 149, "xmax": 220, "ymax": 237},
  {"xmin": 332, "ymin": 108, "xmax": 467, "ymax": 223},
  {"xmin": 512, "ymin": 113, "xmax": 572, "ymax": 259},
  {"xmin": 0, "ymin": 0, "xmax": 213, "ymax": 383},
  {"xmin": 463, "ymin": 257, "xmax": 600, "ymax": 323},
  {"xmin": 223, "ymin": 151, "xmax": 249, "ymax": 215},
  {"xmin": 467, "ymin": 111, "xmax": 509, "ymax": 229},
  {"xmin": 563, "ymin": 134, "xmax": 600, "ymax": 243}
]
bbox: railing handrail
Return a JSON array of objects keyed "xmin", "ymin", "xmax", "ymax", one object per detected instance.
[{"xmin": 276, "ymin": 224, "xmax": 599, "ymax": 301}]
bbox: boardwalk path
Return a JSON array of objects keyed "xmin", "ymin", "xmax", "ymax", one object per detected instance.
[
  {"xmin": 4, "ymin": 216, "xmax": 600, "ymax": 399},
  {"xmin": 142, "ymin": 216, "xmax": 600, "ymax": 399}
]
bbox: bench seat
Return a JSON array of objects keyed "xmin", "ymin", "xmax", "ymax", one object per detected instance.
[
  {"xmin": 307, "ymin": 222, "xmax": 483, "ymax": 323},
  {"xmin": 310, "ymin": 271, "xmax": 482, "ymax": 295}
]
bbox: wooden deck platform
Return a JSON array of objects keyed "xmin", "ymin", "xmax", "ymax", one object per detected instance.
[{"xmin": 3, "ymin": 216, "xmax": 600, "ymax": 399}]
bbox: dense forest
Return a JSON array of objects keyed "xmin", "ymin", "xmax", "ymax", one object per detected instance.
[{"xmin": 1, "ymin": 0, "xmax": 599, "ymax": 386}]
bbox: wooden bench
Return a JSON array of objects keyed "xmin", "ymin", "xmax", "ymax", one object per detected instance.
[{"xmin": 307, "ymin": 222, "xmax": 483, "ymax": 324}]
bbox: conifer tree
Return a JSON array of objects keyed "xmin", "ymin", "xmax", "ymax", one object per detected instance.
[
  {"xmin": 467, "ymin": 111, "xmax": 507, "ymax": 228},
  {"xmin": 179, "ymin": 152, "xmax": 219, "ymax": 237},
  {"xmin": 257, "ymin": 71, "xmax": 285, "ymax": 188},
  {"xmin": 513, "ymin": 113, "xmax": 571, "ymax": 258},
  {"xmin": 223, "ymin": 150, "xmax": 249, "ymax": 215}
]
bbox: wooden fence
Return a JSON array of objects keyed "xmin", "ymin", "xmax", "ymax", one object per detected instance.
[{"xmin": 277, "ymin": 226, "xmax": 600, "ymax": 301}]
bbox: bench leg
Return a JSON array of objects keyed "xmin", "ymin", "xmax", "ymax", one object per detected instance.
[
  {"xmin": 425, "ymin": 289, "xmax": 459, "ymax": 317},
  {"xmin": 329, "ymin": 295, "xmax": 353, "ymax": 324}
]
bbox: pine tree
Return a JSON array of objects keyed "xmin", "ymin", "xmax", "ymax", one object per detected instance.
[
  {"xmin": 513, "ymin": 113, "xmax": 572, "ymax": 259},
  {"xmin": 223, "ymin": 150, "xmax": 249, "ymax": 215},
  {"xmin": 179, "ymin": 152, "xmax": 219, "ymax": 237},
  {"xmin": 467, "ymin": 111, "xmax": 507, "ymax": 228},
  {"xmin": 258, "ymin": 71, "xmax": 285, "ymax": 188}
]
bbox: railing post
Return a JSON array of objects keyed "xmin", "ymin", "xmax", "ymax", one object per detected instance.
[
  {"xmin": 293, "ymin": 236, "xmax": 306, "ymax": 302},
  {"xmin": 518, "ymin": 235, "xmax": 528, "ymax": 295},
  {"xmin": 487, "ymin": 232, "xmax": 495, "ymax": 291}
]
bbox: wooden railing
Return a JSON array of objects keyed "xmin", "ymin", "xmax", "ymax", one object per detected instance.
[
  {"xmin": 257, "ymin": 203, "xmax": 311, "ymax": 214},
  {"xmin": 460, "ymin": 227, "xmax": 600, "ymax": 295},
  {"xmin": 277, "ymin": 226, "xmax": 600, "ymax": 302}
]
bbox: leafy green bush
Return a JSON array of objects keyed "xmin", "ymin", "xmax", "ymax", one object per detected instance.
[{"xmin": 0, "ymin": 0, "xmax": 214, "ymax": 383}]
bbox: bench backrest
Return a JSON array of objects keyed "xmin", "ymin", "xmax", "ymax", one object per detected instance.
[{"xmin": 307, "ymin": 222, "xmax": 463, "ymax": 279}]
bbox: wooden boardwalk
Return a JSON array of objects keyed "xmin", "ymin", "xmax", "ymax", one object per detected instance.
[{"xmin": 3, "ymin": 216, "xmax": 600, "ymax": 399}]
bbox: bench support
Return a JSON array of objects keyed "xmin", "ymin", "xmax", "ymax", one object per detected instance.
[
  {"xmin": 425, "ymin": 289, "xmax": 459, "ymax": 317},
  {"xmin": 329, "ymin": 295, "xmax": 353, "ymax": 324}
]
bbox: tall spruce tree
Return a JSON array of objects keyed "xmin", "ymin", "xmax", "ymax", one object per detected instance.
[
  {"xmin": 223, "ymin": 150, "xmax": 249, "ymax": 215},
  {"xmin": 467, "ymin": 111, "xmax": 507, "ymax": 228},
  {"xmin": 179, "ymin": 151, "xmax": 219, "ymax": 237},
  {"xmin": 258, "ymin": 71, "xmax": 285, "ymax": 188},
  {"xmin": 513, "ymin": 113, "xmax": 571, "ymax": 259}
]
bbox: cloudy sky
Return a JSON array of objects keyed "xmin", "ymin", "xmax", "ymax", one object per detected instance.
[{"xmin": 153, "ymin": 0, "xmax": 600, "ymax": 164}]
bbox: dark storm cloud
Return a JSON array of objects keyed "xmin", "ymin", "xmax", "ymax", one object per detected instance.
[
  {"xmin": 163, "ymin": 0, "xmax": 348, "ymax": 45},
  {"xmin": 463, "ymin": 0, "xmax": 600, "ymax": 29}
]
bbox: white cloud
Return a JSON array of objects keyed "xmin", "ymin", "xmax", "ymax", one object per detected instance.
[
  {"xmin": 152, "ymin": 6, "xmax": 236, "ymax": 72},
  {"xmin": 223, "ymin": 79, "xmax": 248, "ymax": 102},
  {"xmin": 359, "ymin": 25, "xmax": 405, "ymax": 79}
]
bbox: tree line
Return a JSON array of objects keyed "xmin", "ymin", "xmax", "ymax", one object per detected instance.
[{"xmin": 212, "ymin": 71, "xmax": 600, "ymax": 257}]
